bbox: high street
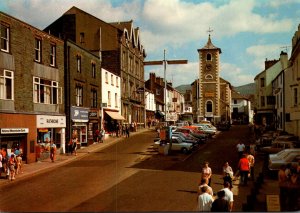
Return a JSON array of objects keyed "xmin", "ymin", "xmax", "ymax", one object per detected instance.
[{"xmin": 0, "ymin": 125, "xmax": 274, "ymax": 212}]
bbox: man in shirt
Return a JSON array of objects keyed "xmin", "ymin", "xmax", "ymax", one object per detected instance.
[
  {"xmin": 238, "ymin": 154, "xmax": 250, "ymax": 185},
  {"xmin": 220, "ymin": 182, "xmax": 234, "ymax": 212},
  {"xmin": 198, "ymin": 186, "xmax": 214, "ymax": 211},
  {"xmin": 236, "ymin": 141, "xmax": 245, "ymax": 159}
]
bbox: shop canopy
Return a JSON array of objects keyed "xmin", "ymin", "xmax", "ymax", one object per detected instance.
[{"xmin": 106, "ymin": 111, "xmax": 125, "ymax": 120}]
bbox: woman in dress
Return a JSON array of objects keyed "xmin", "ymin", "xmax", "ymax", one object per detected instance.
[{"xmin": 201, "ymin": 161, "xmax": 212, "ymax": 186}]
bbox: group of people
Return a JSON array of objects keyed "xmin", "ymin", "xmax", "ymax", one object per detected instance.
[
  {"xmin": 278, "ymin": 161, "xmax": 300, "ymax": 211},
  {"xmin": 0, "ymin": 148, "xmax": 23, "ymax": 181},
  {"xmin": 68, "ymin": 129, "xmax": 79, "ymax": 156},
  {"xmin": 110, "ymin": 123, "xmax": 131, "ymax": 138},
  {"xmin": 197, "ymin": 161, "xmax": 234, "ymax": 212}
]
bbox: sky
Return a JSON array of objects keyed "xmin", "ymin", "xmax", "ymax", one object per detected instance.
[{"xmin": 1, "ymin": 0, "xmax": 300, "ymax": 87}]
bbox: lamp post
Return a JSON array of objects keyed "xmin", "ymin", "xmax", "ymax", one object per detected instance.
[
  {"xmin": 144, "ymin": 50, "xmax": 188, "ymax": 122},
  {"xmin": 144, "ymin": 50, "xmax": 187, "ymax": 153}
]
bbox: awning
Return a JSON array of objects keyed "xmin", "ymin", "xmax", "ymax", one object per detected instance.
[
  {"xmin": 106, "ymin": 111, "xmax": 125, "ymax": 120},
  {"xmin": 155, "ymin": 110, "xmax": 165, "ymax": 117}
]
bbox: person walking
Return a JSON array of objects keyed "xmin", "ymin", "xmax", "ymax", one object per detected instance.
[
  {"xmin": 50, "ymin": 141, "xmax": 57, "ymax": 162},
  {"xmin": 236, "ymin": 141, "xmax": 245, "ymax": 159},
  {"xmin": 198, "ymin": 177, "xmax": 213, "ymax": 196},
  {"xmin": 202, "ymin": 161, "xmax": 212, "ymax": 186},
  {"xmin": 8, "ymin": 154, "xmax": 16, "ymax": 181},
  {"xmin": 16, "ymin": 153, "xmax": 22, "ymax": 174},
  {"xmin": 222, "ymin": 161, "xmax": 234, "ymax": 189},
  {"xmin": 197, "ymin": 185, "xmax": 214, "ymax": 211},
  {"xmin": 237, "ymin": 154, "xmax": 250, "ymax": 186},
  {"xmin": 211, "ymin": 190, "xmax": 230, "ymax": 212},
  {"xmin": 125, "ymin": 124, "xmax": 130, "ymax": 138},
  {"xmin": 247, "ymin": 152, "xmax": 255, "ymax": 181},
  {"xmin": 0, "ymin": 152, "xmax": 3, "ymax": 178},
  {"xmin": 100, "ymin": 128, "xmax": 105, "ymax": 142},
  {"xmin": 220, "ymin": 182, "xmax": 234, "ymax": 212},
  {"xmin": 278, "ymin": 164, "xmax": 288, "ymax": 210}
]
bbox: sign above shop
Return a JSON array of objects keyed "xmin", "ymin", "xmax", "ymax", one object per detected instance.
[
  {"xmin": 71, "ymin": 106, "xmax": 89, "ymax": 122},
  {"xmin": 1, "ymin": 128, "xmax": 29, "ymax": 134},
  {"xmin": 37, "ymin": 115, "xmax": 66, "ymax": 128}
]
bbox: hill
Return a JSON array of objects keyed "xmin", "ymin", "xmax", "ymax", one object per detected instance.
[{"xmin": 233, "ymin": 83, "xmax": 256, "ymax": 95}]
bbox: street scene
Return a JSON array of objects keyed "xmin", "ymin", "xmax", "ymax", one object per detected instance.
[
  {"xmin": 1, "ymin": 1, "xmax": 300, "ymax": 212},
  {"xmin": 0, "ymin": 124, "xmax": 281, "ymax": 212}
]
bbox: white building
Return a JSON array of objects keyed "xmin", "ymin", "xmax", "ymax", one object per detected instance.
[{"xmin": 101, "ymin": 68, "xmax": 124, "ymax": 133}]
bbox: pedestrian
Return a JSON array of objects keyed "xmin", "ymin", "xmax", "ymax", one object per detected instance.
[
  {"xmin": 50, "ymin": 141, "xmax": 56, "ymax": 162},
  {"xmin": 95, "ymin": 129, "xmax": 100, "ymax": 143},
  {"xmin": 16, "ymin": 153, "xmax": 22, "ymax": 174},
  {"xmin": 237, "ymin": 153, "xmax": 250, "ymax": 186},
  {"xmin": 247, "ymin": 152, "xmax": 255, "ymax": 181},
  {"xmin": 72, "ymin": 129, "xmax": 78, "ymax": 156},
  {"xmin": 202, "ymin": 161, "xmax": 212, "ymax": 186},
  {"xmin": 157, "ymin": 127, "xmax": 161, "ymax": 138},
  {"xmin": 100, "ymin": 128, "xmax": 105, "ymax": 142},
  {"xmin": 222, "ymin": 161, "xmax": 234, "ymax": 189},
  {"xmin": 198, "ymin": 177, "xmax": 213, "ymax": 196},
  {"xmin": 211, "ymin": 190, "xmax": 230, "ymax": 212},
  {"xmin": 220, "ymin": 182, "xmax": 234, "ymax": 212},
  {"xmin": 125, "ymin": 124, "xmax": 130, "ymax": 138},
  {"xmin": 8, "ymin": 154, "xmax": 16, "ymax": 181},
  {"xmin": 197, "ymin": 185, "xmax": 214, "ymax": 211},
  {"xmin": 236, "ymin": 140, "xmax": 245, "ymax": 159},
  {"xmin": 122, "ymin": 124, "xmax": 126, "ymax": 137}
]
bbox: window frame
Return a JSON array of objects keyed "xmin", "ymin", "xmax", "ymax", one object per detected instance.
[
  {"xmin": 50, "ymin": 43, "xmax": 56, "ymax": 67},
  {"xmin": 77, "ymin": 56, "xmax": 81, "ymax": 73},
  {"xmin": 75, "ymin": 84, "xmax": 83, "ymax": 106},
  {"xmin": 33, "ymin": 76, "xmax": 61, "ymax": 104},
  {"xmin": 92, "ymin": 63, "xmax": 96, "ymax": 79},
  {"xmin": 0, "ymin": 70, "xmax": 14, "ymax": 100},
  {"xmin": 34, "ymin": 38, "xmax": 42, "ymax": 62},
  {"xmin": 91, "ymin": 88, "xmax": 97, "ymax": 108},
  {"xmin": 0, "ymin": 23, "xmax": 10, "ymax": 52}
]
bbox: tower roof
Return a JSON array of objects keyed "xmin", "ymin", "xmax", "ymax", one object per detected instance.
[{"xmin": 198, "ymin": 34, "xmax": 222, "ymax": 53}]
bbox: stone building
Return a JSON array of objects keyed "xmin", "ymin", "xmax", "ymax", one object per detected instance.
[
  {"xmin": 44, "ymin": 6, "xmax": 146, "ymax": 127},
  {"xmin": 196, "ymin": 34, "xmax": 231, "ymax": 124},
  {"xmin": 0, "ymin": 12, "xmax": 65, "ymax": 163}
]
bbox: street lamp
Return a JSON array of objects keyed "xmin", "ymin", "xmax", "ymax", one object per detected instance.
[
  {"xmin": 144, "ymin": 50, "xmax": 188, "ymax": 122},
  {"xmin": 144, "ymin": 50, "xmax": 188, "ymax": 154}
]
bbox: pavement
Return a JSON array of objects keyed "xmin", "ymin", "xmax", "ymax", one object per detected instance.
[{"xmin": 0, "ymin": 127, "xmax": 280, "ymax": 212}]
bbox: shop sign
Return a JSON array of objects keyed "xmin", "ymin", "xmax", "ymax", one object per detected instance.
[
  {"xmin": 1, "ymin": 128, "xmax": 29, "ymax": 134},
  {"xmin": 37, "ymin": 115, "xmax": 66, "ymax": 128},
  {"xmin": 71, "ymin": 106, "xmax": 89, "ymax": 122},
  {"xmin": 89, "ymin": 110, "xmax": 98, "ymax": 119}
]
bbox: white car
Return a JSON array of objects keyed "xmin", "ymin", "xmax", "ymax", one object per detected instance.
[
  {"xmin": 268, "ymin": 148, "xmax": 300, "ymax": 170},
  {"xmin": 192, "ymin": 124, "xmax": 216, "ymax": 136},
  {"xmin": 153, "ymin": 137, "xmax": 193, "ymax": 154}
]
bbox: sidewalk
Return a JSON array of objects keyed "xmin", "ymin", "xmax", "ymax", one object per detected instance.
[{"xmin": 0, "ymin": 128, "xmax": 151, "ymax": 187}]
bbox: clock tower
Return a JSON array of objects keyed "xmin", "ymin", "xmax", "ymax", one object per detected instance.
[{"xmin": 197, "ymin": 33, "xmax": 222, "ymax": 123}]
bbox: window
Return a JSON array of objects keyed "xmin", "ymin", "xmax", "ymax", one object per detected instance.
[
  {"xmin": 108, "ymin": 91, "xmax": 111, "ymax": 107},
  {"xmin": 1, "ymin": 23, "xmax": 9, "ymax": 52},
  {"xmin": 75, "ymin": 85, "xmax": 83, "ymax": 106},
  {"xmin": 92, "ymin": 63, "xmax": 96, "ymax": 78},
  {"xmin": 156, "ymin": 88, "xmax": 161, "ymax": 95},
  {"xmin": 206, "ymin": 53, "xmax": 212, "ymax": 61},
  {"xmin": 260, "ymin": 78, "xmax": 265, "ymax": 87},
  {"xmin": 116, "ymin": 77, "xmax": 119, "ymax": 87},
  {"xmin": 111, "ymin": 74, "xmax": 114, "ymax": 85},
  {"xmin": 261, "ymin": 96, "xmax": 265, "ymax": 107},
  {"xmin": 80, "ymin": 32, "xmax": 85, "ymax": 44},
  {"xmin": 33, "ymin": 77, "xmax": 60, "ymax": 104},
  {"xmin": 50, "ymin": 44, "xmax": 56, "ymax": 66},
  {"xmin": 105, "ymin": 72, "xmax": 108, "ymax": 83},
  {"xmin": 294, "ymin": 88, "xmax": 298, "ymax": 106},
  {"xmin": 35, "ymin": 38, "xmax": 41, "ymax": 62},
  {"xmin": 0, "ymin": 70, "xmax": 13, "ymax": 100},
  {"xmin": 115, "ymin": 93, "xmax": 118, "ymax": 107},
  {"xmin": 267, "ymin": 96, "xmax": 275, "ymax": 105},
  {"xmin": 206, "ymin": 101, "xmax": 212, "ymax": 112},
  {"xmin": 234, "ymin": 100, "xmax": 237, "ymax": 104},
  {"xmin": 91, "ymin": 89, "xmax": 97, "ymax": 108},
  {"xmin": 205, "ymin": 74, "xmax": 213, "ymax": 79},
  {"xmin": 77, "ymin": 56, "xmax": 81, "ymax": 73}
]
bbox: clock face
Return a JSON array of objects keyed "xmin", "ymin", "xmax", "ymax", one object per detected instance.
[{"xmin": 205, "ymin": 64, "xmax": 212, "ymax": 71}]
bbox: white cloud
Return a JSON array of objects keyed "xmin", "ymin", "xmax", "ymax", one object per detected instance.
[{"xmin": 220, "ymin": 63, "xmax": 255, "ymax": 87}]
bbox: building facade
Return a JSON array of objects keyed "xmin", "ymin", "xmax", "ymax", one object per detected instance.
[{"xmin": 0, "ymin": 12, "xmax": 65, "ymax": 163}]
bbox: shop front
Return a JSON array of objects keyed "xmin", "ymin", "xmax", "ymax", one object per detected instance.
[
  {"xmin": 36, "ymin": 115, "xmax": 66, "ymax": 159},
  {"xmin": 0, "ymin": 128, "xmax": 29, "ymax": 161},
  {"xmin": 71, "ymin": 106, "xmax": 89, "ymax": 147},
  {"xmin": 88, "ymin": 109, "xmax": 100, "ymax": 145}
]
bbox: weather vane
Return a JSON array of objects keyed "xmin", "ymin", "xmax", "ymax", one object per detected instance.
[{"xmin": 207, "ymin": 27, "xmax": 213, "ymax": 35}]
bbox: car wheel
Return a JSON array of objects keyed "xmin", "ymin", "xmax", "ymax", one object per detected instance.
[{"xmin": 181, "ymin": 148, "xmax": 188, "ymax": 154}]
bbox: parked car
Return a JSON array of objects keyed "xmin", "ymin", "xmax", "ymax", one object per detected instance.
[
  {"xmin": 273, "ymin": 135, "xmax": 299, "ymax": 143},
  {"xmin": 256, "ymin": 131, "xmax": 276, "ymax": 148},
  {"xmin": 153, "ymin": 137, "xmax": 194, "ymax": 154},
  {"xmin": 192, "ymin": 124, "xmax": 216, "ymax": 136},
  {"xmin": 268, "ymin": 148, "xmax": 300, "ymax": 171},
  {"xmin": 216, "ymin": 122, "xmax": 230, "ymax": 131},
  {"xmin": 174, "ymin": 127, "xmax": 208, "ymax": 143},
  {"xmin": 260, "ymin": 141, "xmax": 300, "ymax": 154},
  {"xmin": 172, "ymin": 132, "xmax": 200, "ymax": 146}
]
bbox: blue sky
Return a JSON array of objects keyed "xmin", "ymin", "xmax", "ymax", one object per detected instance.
[{"xmin": 1, "ymin": 0, "xmax": 300, "ymax": 87}]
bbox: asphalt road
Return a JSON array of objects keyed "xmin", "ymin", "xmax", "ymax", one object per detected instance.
[{"xmin": 0, "ymin": 125, "xmax": 251, "ymax": 212}]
